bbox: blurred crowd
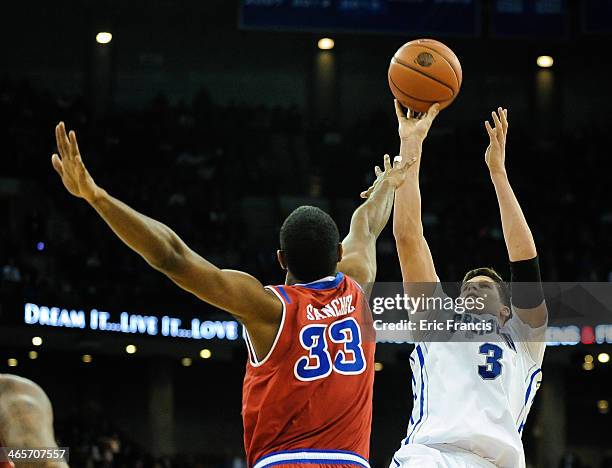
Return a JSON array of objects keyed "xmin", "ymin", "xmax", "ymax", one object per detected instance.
[
  {"xmin": 57, "ymin": 409, "xmax": 243, "ymax": 468},
  {"xmin": 1, "ymin": 76, "xmax": 610, "ymax": 317}
]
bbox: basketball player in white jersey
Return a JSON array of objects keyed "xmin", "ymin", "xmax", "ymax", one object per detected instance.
[{"xmin": 389, "ymin": 103, "xmax": 547, "ymax": 468}]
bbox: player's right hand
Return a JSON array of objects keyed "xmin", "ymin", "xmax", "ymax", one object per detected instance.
[
  {"xmin": 360, "ymin": 153, "xmax": 416, "ymax": 198},
  {"xmin": 394, "ymin": 100, "xmax": 440, "ymax": 143},
  {"xmin": 51, "ymin": 122, "xmax": 101, "ymax": 202}
]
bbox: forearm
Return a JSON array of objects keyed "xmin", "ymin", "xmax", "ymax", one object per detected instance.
[
  {"xmin": 88, "ymin": 190, "xmax": 184, "ymax": 271},
  {"xmin": 491, "ymin": 172, "xmax": 537, "ymax": 261},
  {"xmin": 393, "ymin": 138, "xmax": 424, "ymax": 241},
  {"xmin": 356, "ymin": 179, "xmax": 395, "ymax": 238}
]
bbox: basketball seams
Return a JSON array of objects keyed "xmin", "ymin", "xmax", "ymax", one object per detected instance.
[
  {"xmin": 391, "ymin": 57, "xmax": 456, "ymax": 95},
  {"xmin": 388, "ymin": 76, "xmax": 449, "ymax": 105},
  {"xmin": 407, "ymin": 43, "xmax": 462, "ymax": 86}
]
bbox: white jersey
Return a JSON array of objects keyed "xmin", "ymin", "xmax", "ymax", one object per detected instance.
[{"xmin": 400, "ymin": 290, "xmax": 546, "ymax": 468}]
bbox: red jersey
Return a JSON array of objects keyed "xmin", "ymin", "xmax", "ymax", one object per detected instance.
[
  {"xmin": 242, "ymin": 272, "xmax": 375, "ymax": 468},
  {"xmin": 0, "ymin": 440, "xmax": 15, "ymax": 468}
]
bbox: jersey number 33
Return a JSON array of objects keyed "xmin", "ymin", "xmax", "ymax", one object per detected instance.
[{"xmin": 294, "ymin": 317, "xmax": 366, "ymax": 381}]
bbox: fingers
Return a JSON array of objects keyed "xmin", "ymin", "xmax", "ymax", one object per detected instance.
[
  {"xmin": 69, "ymin": 130, "xmax": 81, "ymax": 156},
  {"xmin": 484, "ymin": 120, "xmax": 495, "ymax": 139},
  {"xmin": 491, "ymin": 110, "xmax": 502, "ymax": 131},
  {"xmin": 425, "ymin": 103, "xmax": 441, "ymax": 123},
  {"xmin": 55, "ymin": 122, "xmax": 72, "ymax": 160},
  {"xmin": 402, "ymin": 156, "xmax": 417, "ymax": 169},
  {"xmin": 394, "ymin": 99, "xmax": 407, "ymax": 122},
  {"xmin": 383, "ymin": 154, "xmax": 392, "ymax": 172},
  {"xmin": 500, "ymin": 108, "xmax": 509, "ymax": 136},
  {"xmin": 374, "ymin": 165, "xmax": 382, "ymax": 177},
  {"xmin": 51, "ymin": 154, "xmax": 64, "ymax": 177}
]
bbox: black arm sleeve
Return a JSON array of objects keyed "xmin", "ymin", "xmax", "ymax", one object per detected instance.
[{"xmin": 510, "ymin": 256, "xmax": 545, "ymax": 309}]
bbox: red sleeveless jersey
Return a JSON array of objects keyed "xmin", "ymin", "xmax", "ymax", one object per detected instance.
[{"xmin": 242, "ymin": 272, "xmax": 375, "ymax": 468}]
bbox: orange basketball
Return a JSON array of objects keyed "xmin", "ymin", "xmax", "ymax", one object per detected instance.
[{"xmin": 388, "ymin": 38, "xmax": 462, "ymax": 113}]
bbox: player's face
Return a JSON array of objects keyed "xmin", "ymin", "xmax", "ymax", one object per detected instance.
[{"xmin": 460, "ymin": 276, "xmax": 508, "ymax": 323}]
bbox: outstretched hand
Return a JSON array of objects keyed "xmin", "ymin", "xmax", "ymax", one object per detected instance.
[
  {"xmin": 360, "ymin": 154, "xmax": 417, "ymax": 199},
  {"xmin": 51, "ymin": 122, "xmax": 100, "ymax": 202},
  {"xmin": 394, "ymin": 100, "xmax": 440, "ymax": 143},
  {"xmin": 484, "ymin": 107, "xmax": 509, "ymax": 177}
]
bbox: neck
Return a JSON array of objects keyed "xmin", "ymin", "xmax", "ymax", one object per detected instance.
[{"xmin": 284, "ymin": 271, "xmax": 337, "ymax": 286}]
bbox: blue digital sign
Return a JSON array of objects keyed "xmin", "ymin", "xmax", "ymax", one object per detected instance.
[
  {"xmin": 23, "ymin": 302, "xmax": 240, "ymax": 341},
  {"xmin": 240, "ymin": 0, "xmax": 480, "ymax": 36}
]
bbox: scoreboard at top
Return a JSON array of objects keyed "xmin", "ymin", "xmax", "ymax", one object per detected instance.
[{"xmin": 241, "ymin": 0, "xmax": 612, "ymax": 37}]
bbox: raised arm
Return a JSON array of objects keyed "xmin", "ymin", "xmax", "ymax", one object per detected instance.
[
  {"xmin": 484, "ymin": 108, "xmax": 546, "ymax": 328},
  {"xmin": 337, "ymin": 154, "xmax": 415, "ymax": 292},
  {"xmin": 392, "ymin": 101, "xmax": 440, "ymax": 290},
  {"xmin": 50, "ymin": 123, "xmax": 281, "ymax": 332}
]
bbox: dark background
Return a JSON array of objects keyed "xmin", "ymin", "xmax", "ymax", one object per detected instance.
[{"xmin": 1, "ymin": 0, "xmax": 611, "ymax": 467}]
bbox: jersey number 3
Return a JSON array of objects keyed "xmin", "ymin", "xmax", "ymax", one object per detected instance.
[
  {"xmin": 294, "ymin": 317, "xmax": 366, "ymax": 381},
  {"xmin": 478, "ymin": 343, "xmax": 503, "ymax": 379}
]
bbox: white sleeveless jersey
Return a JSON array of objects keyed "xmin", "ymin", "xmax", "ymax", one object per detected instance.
[{"xmin": 401, "ymin": 302, "xmax": 546, "ymax": 468}]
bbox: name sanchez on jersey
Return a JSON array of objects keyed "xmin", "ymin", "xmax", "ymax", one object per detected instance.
[{"xmin": 306, "ymin": 294, "xmax": 356, "ymax": 321}]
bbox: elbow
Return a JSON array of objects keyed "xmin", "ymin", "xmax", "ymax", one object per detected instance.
[
  {"xmin": 393, "ymin": 224, "xmax": 426, "ymax": 252},
  {"xmin": 393, "ymin": 221, "xmax": 424, "ymax": 244},
  {"xmin": 149, "ymin": 237, "xmax": 186, "ymax": 274}
]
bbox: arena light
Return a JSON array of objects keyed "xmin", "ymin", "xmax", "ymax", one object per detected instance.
[
  {"xmin": 96, "ymin": 32, "xmax": 113, "ymax": 45},
  {"xmin": 584, "ymin": 354, "xmax": 594, "ymax": 363},
  {"xmin": 28, "ymin": 351, "xmax": 38, "ymax": 360},
  {"xmin": 82, "ymin": 354, "xmax": 93, "ymax": 363},
  {"xmin": 537, "ymin": 55, "xmax": 553, "ymax": 68},
  {"xmin": 374, "ymin": 362, "xmax": 384, "ymax": 372},
  {"xmin": 597, "ymin": 352, "xmax": 610, "ymax": 363},
  {"xmin": 7, "ymin": 358, "xmax": 18, "ymax": 367},
  {"xmin": 583, "ymin": 361, "xmax": 594, "ymax": 371},
  {"xmin": 125, "ymin": 344, "xmax": 137, "ymax": 354},
  {"xmin": 200, "ymin": 349, "xmax": 212, "ymax": 359},
  {"xmin": 597, "ymin": 400, "xmax": 609, "ymax": 414},
  {"xmin": 32, "ymin": 336, "xmax": 43, "ymax": 346},
  {"xmin": 318, "ymin": 38, "xmax": 335, "ymax": 50},
  {"xmin": 181, "ymin": 357, "xmax": 192, "ymax": 367}
]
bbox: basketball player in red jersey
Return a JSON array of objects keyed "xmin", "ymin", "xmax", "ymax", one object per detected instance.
[
  {"xmin": 0, "ymin": 374, "xmax": 68, "ymax": 468},
  {"xmin": 50, "ymin": 122, "xmax": 416, "ymax": 468}
]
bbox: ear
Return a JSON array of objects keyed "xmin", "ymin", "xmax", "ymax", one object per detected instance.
[
  {"xmin": 337, "ymin": 243, "xmax": 343, "ymax": 263},
  {"xmin": 277, "ymin": 250, "xmax": 287, "ymax": 271},
  {"xmin": 500, "ymin": 305, "xmax": 511, "ymax": 325}
]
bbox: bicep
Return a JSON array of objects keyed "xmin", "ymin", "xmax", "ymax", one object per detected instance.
[{"xmin": 165, "ymin": 249, "xmax": 282, "ymax": 325}]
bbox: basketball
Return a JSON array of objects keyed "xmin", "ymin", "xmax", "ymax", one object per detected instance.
[{"xmin": 388, "ymin": 38, "xmax": 462, "ymax": 113}]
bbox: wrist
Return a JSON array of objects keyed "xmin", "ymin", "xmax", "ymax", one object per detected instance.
[
  {"xmin": 399, "ymin": 138, "xmax": 423, "ymax": 156},
  {"xmin": 490, "ymin": 169, "xmax": 508, "ymax": 182},
  {"xmin": 86, "ymin": 185, "xmax": 107, "ymax": 205}
]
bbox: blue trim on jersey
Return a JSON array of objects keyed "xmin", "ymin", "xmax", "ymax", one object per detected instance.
[
  {"xmin": 263, "ymin": 459, "xmax": 365, "ymax": 468},
  {"xmin": 392, "ymin": 456, "xmax": 400, "ymax": 467},
  {"xmin": 404, "ymin": 344, "xmax": 425, "ymax": 445},
  {"xmin": 254, "ymin": 449, "xmax": 370, "ymax": 468},
  {"xmin": 297, "ymin": 272, "xmax": 344, "ymax": 290},
  {"xmin": 524, "ymin": 368, "xmax": 542, "ymax": 405},
  {"xmin": 277, "ymin": 286, "xmax": 292, "ymax": 304},
  {"xmin": 517, "ymin": 368, "xmax": 542, "ymax": 435},
  {"xmin": 256, "ymin": 449, "xmax": 369, "ymax": 462}
]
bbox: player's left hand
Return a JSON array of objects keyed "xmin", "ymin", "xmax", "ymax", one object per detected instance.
[
  {"xmin": 484, "ymin": 107, "xmax": 508, "ymax": 176},
  {"xmin": 360, "ymin": 154, "xmax": 416, "ymax": 198}
]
